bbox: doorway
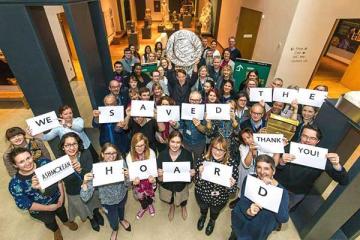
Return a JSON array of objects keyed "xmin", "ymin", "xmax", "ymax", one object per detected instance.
[
  {"xmin": 235, "ymin": 7, "xmax": 262, "ymax": 59},
  {"xmin": 308, "ymin": 19, "xmax": 360, "ymax": 98},
  {"xmin": 135, "ymin": 0, "xmax": 146, "ymax": 21}
]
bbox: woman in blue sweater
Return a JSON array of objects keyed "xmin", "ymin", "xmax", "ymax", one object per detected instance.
[{"xmin": 229, "ymin": 154, "xmax": 289, "ymax": 240}]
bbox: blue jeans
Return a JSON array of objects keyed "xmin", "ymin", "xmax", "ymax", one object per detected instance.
[{"xmin": 102, "ymin": 193, "xmax": 128, "ymax": 231}]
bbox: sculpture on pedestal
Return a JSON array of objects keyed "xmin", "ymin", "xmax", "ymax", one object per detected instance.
[
  {"xmin": 144, "ymin": 8, "xmax": 152, "ymax": 27},
  {"xmin": 199, "ymin": 0, "xmax": 212, "ymax": 34},
  {"xmin": 161, "ymin": 0, "xmax": 173, "ymax": 29}
]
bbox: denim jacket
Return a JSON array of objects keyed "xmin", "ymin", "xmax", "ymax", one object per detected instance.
[{"xmin": 180, "ymin": 119, "xmax": 206, "ymax": 145}]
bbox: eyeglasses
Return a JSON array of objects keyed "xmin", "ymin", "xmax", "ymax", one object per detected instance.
[
  {"xmin": 135, "ymin": 144, "xmax": 145, "ymax": 148},
  {"xmin": 190, "ymin": 98, "xmax": 202, "ymax": 103},
  {"xmin": 301, "ymin": 134, "xmax": 318, "ymax": 142},
  {"xmin": 103, "ymin": 152, "xmax": 117, "ymax": 156},
  {"xmin": 64, "ymin": 143, "xmax": 78, "ymax": 149},
  {"xmin": 251, "ymin": 111, "xmax": 263, "ymax": 116},
  {"xmin": 212, "ymin": 146, "xmax": 226, "ymax": 153}
]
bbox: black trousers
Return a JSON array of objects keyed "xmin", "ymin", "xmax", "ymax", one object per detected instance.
[
  {"xmin": 139, "ymin": 196, "xmax": 154, "ymax": 210},
  {"xmin": 195, "ymin": 192, "xmax": 226, "ymax": 221},
  {"xmin": 30, "ymin": 203, "xmax": 68, "ymax": 232}
]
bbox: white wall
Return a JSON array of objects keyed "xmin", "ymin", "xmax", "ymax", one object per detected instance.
[
  {"xmin": 44, "ymin": 6, "xmax": 75, "ymax": 81},
  {"xmin": 275, "ymin": 0, "xmax": 360, "ymax": 87},
  {"xmin": 217, "ymin": 0, "xmax": 243, "ymax": 47},
  {"xmin": 241, "ymin": 0, "xmax": 299, "ymax": 84}
]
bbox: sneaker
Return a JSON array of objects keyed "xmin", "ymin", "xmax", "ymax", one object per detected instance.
[
  {"xmin": 136, "ymin": 208, "xmax": 147, "ymax": 220},
  {"xmin": 148, "ymin": 204, "xmax": 155, "ymax": 216}
]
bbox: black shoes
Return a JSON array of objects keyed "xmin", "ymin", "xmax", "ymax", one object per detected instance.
[
  {"xmin": 197, "ymin": 215, "xmax": 206, "ymax": 231},
  {"xmin": 89, "ymin": 217, "xmax": 100, "ymax": 232},
  {"xmin": 205, "ymin": 219, "xmax": 216, "ymax": 236},
  {"xmin": 93, "ymin": 208, "xmax": 104, "ymax": 226}
]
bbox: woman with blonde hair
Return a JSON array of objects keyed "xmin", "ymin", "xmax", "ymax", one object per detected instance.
[
  {"xmin": 194, "ymin": 136, "xmax": 239, "ymax": 236},
  {"xmin": 126, "ymin": 133, "xmax": 157, "ymax": 219}
]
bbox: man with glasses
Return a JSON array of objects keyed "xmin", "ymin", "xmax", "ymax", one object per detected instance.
[
  {"xmin": 92, "ymin": 94, "xmax": 130, "ymax": 158},
  {"xmin": 146, "ymin": 70, "xmax": 169, "ymax": 96},
  {"xmin": 240, "ymin": 103, "xmax": 266, "ymax": 132},
  {"xmin": 275, "ymin": 124, "xmax": 348, "ymax": 210},
  {"xmin": 180, "ymin": 91, "xmax": 209, "ymax": 162},
  {"xmin": 108, "ymin": 79, "xmax": 129, "ymax": 107}
]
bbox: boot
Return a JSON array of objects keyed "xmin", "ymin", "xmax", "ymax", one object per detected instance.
[
  {"xmin": 63, "ymin": 221, "xmax": 78, "ymax": 231},
  {"xmin": 89, "ymin": 217, "xmax": 100, "ymax": 232},
  {"xmin": 205, "ymin": 219, "xmax": 216, "ymax": 236},
  {"xmin": 54, "ymin": 229, "xmax": 63, "ymax": 240},
  {"xmin": 93, "ymin": 208, "xmax": 104, "ymax": 226},
  {"xmin": 197, "ymin": 215, "xmax": 206, "ymax": 231}
]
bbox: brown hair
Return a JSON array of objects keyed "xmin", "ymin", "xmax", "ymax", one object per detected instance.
[
  {"xmin": 239, "ymin": 128, "xmax": 253, "ymax": 145},
  {"xmin": 159, "ymin": 96, "xmax": 175, "ymax": 105},
  {"xmin": 100, "ymin": 143, "xmax": 121, "ymax": 161},
  {"xmin": 5, "ymin": 127, "xmax": 26, "ymax": 141},
  {"xmin": 130, "ymin": 133, "xmax": 150, "ymax": 161},
  {"xmin": 58, "ymin": 105, "xmax": 72, "ymax": 115},
  {"xmin": 168, "ymin": 130, "xmax": 183, "ymax": 142},
  {"xmin": 204, "ymin": 136, "xmax": 230, "ymax": 164}
]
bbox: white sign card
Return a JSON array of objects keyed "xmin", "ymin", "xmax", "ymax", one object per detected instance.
[
  {"xmin": 289, "ymin": 142, "xmax": 328, "ymax": 170},
  {"xmin": 206, "ymin": 104, "xmax": 231, "ymax": 120},
  {"xmin": 249, "ymin": 88, "xmax": 273, "ymax": 102},
  {"xmin": 98, "ymin": 106, "xmax": 124, "ymax": 123},
  {"xmin": 128, "ymin": 158, "xmax": 158, "ymax": 181},
  {"xmin": 156, "ymin": 105, "xmax": 180, "ymax": 122},
  {"xmin": 181, "ymin": 103, "xmax": 205, "ymax": 120},
  {"xmin": 92, "ymin": 160, "xmax": 125, "ymax": 187},
  {"xmin": 162, "ymin": 162, "xmax": 191, "ymax": 182},
  {"xmin": 297, "ymin": 89, "xmax": 328, "ymax": 107},
  {"xmin": 244, "ymin": 175, "xmax": 284, "ymax": 213},
  {"xmin": 130, "ymin": 100, "xmax": 155, "ymax": 117},
  {"xmin": 35, "ymin": 155, "xmax": 75, "ymax": 189},
  {"xmin": 273, "ymin": 88, "xmax": 298, "ymax": 104},
  {"xmin": 253, "ymin": 133, "xmax": 285, "ymax": 153},
  {"xmin": 26, "ymin": 111, "xmax": 61, "ymax": 135},
  {"xmin": 201, "ymin": 161, "xmax": 233, "ymax": 187}
]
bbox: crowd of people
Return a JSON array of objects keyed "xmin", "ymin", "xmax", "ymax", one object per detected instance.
[{"xmin": 4, "ymin": 35, "xmax": 348, "ymax": 240}]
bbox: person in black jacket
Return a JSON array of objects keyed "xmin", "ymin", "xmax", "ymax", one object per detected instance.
[
  {"xmin": 223, "ymin": 36, "xmax": 242, "ymax": 61},
  {"xmin": 108, "ymin": 80, "xmax": 130, "ymax": 107},
  {"xmin": 240, "ymin": 103, "xmax": 266, "ymax": 132},
  {"xmin": 113, "ymin": 61, "xmax": 130, "ymax": 87},
  {"xmin": 275, "ymin": 124, "xmax": 348, "ymax": 210},
  {"xmin": 166, "ymin": 60, "xmax": 198, "ymax": 105}
]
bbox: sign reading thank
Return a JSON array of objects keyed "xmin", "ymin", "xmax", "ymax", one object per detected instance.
[
  {"xmin": 26, "ymin": 111, "xmax": 61, "ymax": 135},
  {"xmin": 253, "ymin": 133, "xmax": 284, "ymax": 153},
  {"xmin": 35, "ymin": 155, "xmax": 74, "ymax": 189}
]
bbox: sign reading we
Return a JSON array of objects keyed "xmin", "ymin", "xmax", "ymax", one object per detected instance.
[{"xmin": 26, "ymin": 111, "xmax": 60, "ymax": 135}]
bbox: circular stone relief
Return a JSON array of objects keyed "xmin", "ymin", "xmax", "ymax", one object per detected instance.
[{"xmin": 166, "ymin": 30, "xmax": 203, "ymax": 67}]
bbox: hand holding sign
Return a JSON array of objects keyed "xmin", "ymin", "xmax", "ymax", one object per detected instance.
[
  {"xmin": 128, "ymin": 158, "xmax": 158, "ymax": 181},
  {"xmin": 156, "ymin": 105, "xmax": 180, "ymax": 122},
  {"xmin": 201, "ymin": 161, "xmax": 233, "ymax": 187},
  {"xmin": 26, "ymin": 111, "xmax": 61, "ymax": 135},
  {"xmin": 98, "ymin": 106, "xmax": 124, "ymax": 123},
  {"xmin": 244, "ymin": 175, "xmax": 283, "ymax": 213},
  {"xmin": 162, "ymin": 162, "xmax": 191, "ymax": 182},
  {"xmin": 289, "ymin": 142, "xmax": 328, "ymax": 170},
  {"xmin": 248, "ymin": 203, "xmax": 262, "ymax": 216},
  {"xmin": 253, "ymin": 133, "xmax": 284, "ymax": 153},
  {"xmin": 249, "ymin": 88, "xmax": 273, "ymax": 102},
  {"xmin": 181, "ymin": 103, "xmax": 205, "ymax": 120},
  {"xmin": 297, "ymin": 89, "xmax": 327, "ymax": 107},
  {"xmin": 206, "ymin": 104, "xmax": 231, "ymax": 120}
]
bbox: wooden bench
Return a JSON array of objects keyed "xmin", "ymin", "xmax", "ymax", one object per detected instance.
[{"xmin": 0, "ymin": 85, "xmax": 29, "ymax": 108}]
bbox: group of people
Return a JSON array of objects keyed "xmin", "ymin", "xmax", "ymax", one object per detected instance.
[{"xmin": 4, "ymin": 35, "xmax": 348, "ymax": 240}]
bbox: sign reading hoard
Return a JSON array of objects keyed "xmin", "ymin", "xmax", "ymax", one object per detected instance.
[
  {"xmin": 266, "ymin": 114, "xmax": 299, "ymax": 141},
  {"xmin": 233, "ymin": 58, "xmax": 272, "ymax": 91},
  {"xmin": 141, "ymin": 62, "xmax": 158, "ymax": 77}
]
